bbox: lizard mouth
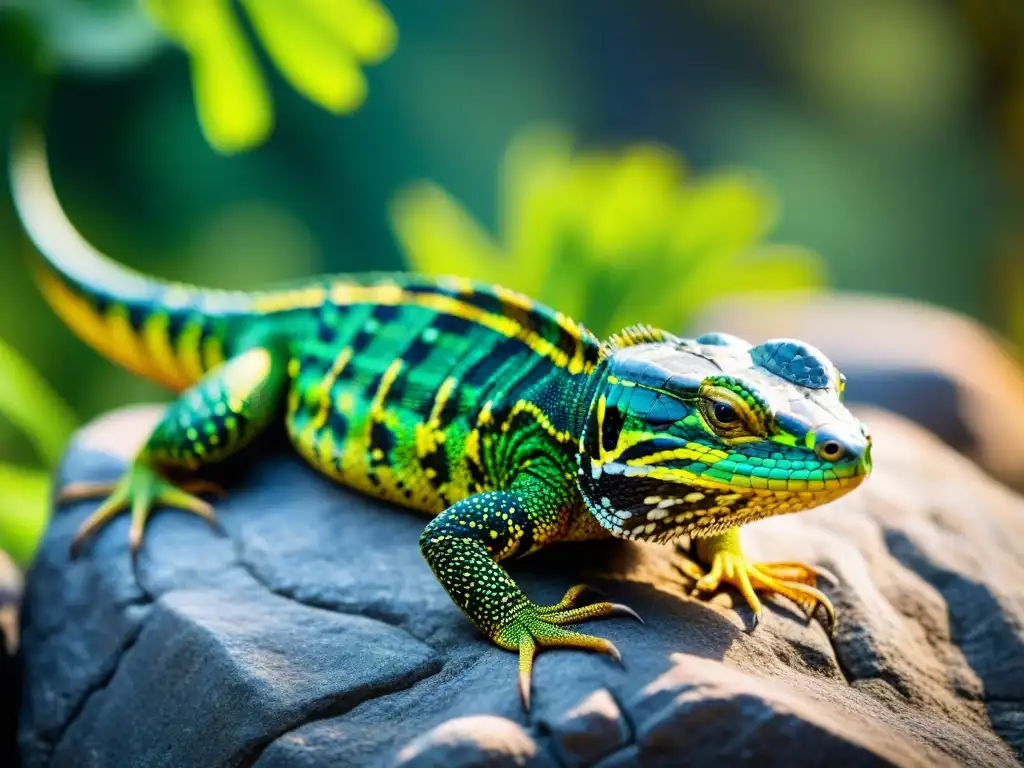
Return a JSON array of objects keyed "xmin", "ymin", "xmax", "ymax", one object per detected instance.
[
  {"xmin": 685, "ymin": 473, "xmax": 867, "ymax": 536},
  {"xmin": 595, "ymin": 433, "xmax": 870, "ymax": 495},
  {"xmin": 593, "ymin": 457, "xmax": 863, "ymax": 492},
  {"xmin": 581, "ymin": 452, "xmax": 867, "ymax": 543}
]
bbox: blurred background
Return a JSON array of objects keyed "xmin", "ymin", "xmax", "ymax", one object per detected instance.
[{"xmin": 0, "ymin": 0, "xmax": 1022, "ymax": 565}]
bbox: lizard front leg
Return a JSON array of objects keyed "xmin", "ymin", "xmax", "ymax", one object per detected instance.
[
  {"xmin": 60, "ymin": 345, "xmax": 289, "ymax": 557},
  {"xmin": 419, "ymin": 474, "xmax": 640, "ymax": 710},
  {"xmin": 690, "ymin": 527, "xmax": 837, "ymax": 633}
]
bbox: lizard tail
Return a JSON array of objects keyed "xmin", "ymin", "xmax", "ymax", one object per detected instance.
[{"xmin": 9, "ymin": 127, "xmax": 257, "ymax": 392}]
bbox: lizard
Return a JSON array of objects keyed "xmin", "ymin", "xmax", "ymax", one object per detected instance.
[{"xmin": 9, "ymin": 129, "xmax": 872, "ymax": 709}]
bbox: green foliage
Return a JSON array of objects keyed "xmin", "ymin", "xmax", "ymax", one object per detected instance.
[
  {"xmin": 143, "ymin": 0, "xmax": 397, "ymax": 154},
  {"xmin": 0, "ymin": 463, "xmax": 50, "ymax": 571},
  {"xmin": 390, "ymin": 126, "xmax": 826, "ymax": 339},
  {"xmin": 4, "ymin": 0, "xmax": 397, "ymax": 154},
  {"xmin": 0, "ymin": 336, "xmax": 77, "ymax": 568}
]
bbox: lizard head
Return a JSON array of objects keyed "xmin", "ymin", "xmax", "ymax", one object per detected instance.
[{"xmin": 576, "ymin": 327, "xmax": 871, "ymax": 543}]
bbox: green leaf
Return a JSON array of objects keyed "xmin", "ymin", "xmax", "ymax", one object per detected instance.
[
  {"xmin": 389, "ymin": 182, "xmax": 508, "ymax": 283},
  {"xmin": 0, "ymin": 338, "xmax": 77, "ymax": 567},
  {"xmin": 669, "ymin": 172, "xmax": 779, "ymax": 267},
  {"xmin": 144, "ymin": 0, "xmax": 273, "ymax": 154},
  {"xmin": 644, "ymin": 245, "xmax": 824, "ymax": 334},
  {"xmin": 722, "ymin": 244, "xmax": 825, "ymax": 294},
  {"xmin": 577, "ymin": 144, "xmax": 683, "ymax": 267},
  {"xmin": 537, "ymin": 225, "xmax": 591, "ymax": 322},
  {"xmin": 242, "ymin": 0, "xmax": 368, "ymax": 114},
  {"xmin": 297, "ymin": 0, "xmax": 398, "ymax": 64},
  {"xmin": 0, "ymin": 462, "xmax": 50, "ymax": 569},
  {"xmin": 142, "ymin": 0, "xmax": 396, "ymax": 153},
  {"xmin": 500, "ymin": 125, "xmax": 574, "ymax": 297},
  {"xmin": 0, "ymin": 336, "xmax": 77, "ymax": 468}
]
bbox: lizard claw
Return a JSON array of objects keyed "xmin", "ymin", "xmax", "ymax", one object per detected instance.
[
  {"xmin": 58, "ymin": 480, "xmax": 118, "ymax": 504},
  {"xmin": 499, "ymin": 584, "xmax": 636, "ymax": 710},
  {"xmin": 67, "ymin": 464, "xmax": 223, "ymax": 559},
  {"xmin": 691, "ymin": 550, "xmax": 836, "ymax": 635},
  {"xmin": 607, "ymin": 603, "xmax": 644, "ymax": 625}
]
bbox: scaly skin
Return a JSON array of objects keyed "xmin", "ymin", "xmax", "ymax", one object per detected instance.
[{"xmin": 11, "ymin": 130, "xmax": 872, "ymax": 709}]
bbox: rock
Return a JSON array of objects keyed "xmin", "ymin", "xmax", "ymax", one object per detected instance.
[
  {"xmin": 688, "ymin": 292, "xmax": 1024, "ymax": 491},
  {"xmin": 394, "ymin": 716, "xmax": 556, "ymax": 768},
  {"xmin": 607, "ymin": 654, "xmax": 942, "ymax": 767},
  {"xmin": 543, "ymin": 689, "xmax": 630, "ymax": 768},
  {"xmin": 17, "ymin": 404, "xmax": 1024, "ymax": 767}
]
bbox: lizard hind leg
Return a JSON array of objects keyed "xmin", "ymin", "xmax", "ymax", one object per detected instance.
[{"xmin": 63, "ymin": 345, "xmax": 289, "ymax": 558}]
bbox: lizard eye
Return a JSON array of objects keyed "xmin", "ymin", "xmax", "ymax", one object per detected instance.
[
  {"xmin": 700, "ymin": 396, "xmax": 748, "ymax": 436},
  {"xmin": 697, "ymin": 381, "xmax": 765, "ymax": 440},
  {"xmin": 712, "ymin": 402, "xmax": 736, "ymax": 424}
]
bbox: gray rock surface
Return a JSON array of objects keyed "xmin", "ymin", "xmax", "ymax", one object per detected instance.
[{"xmin": 17, "ymin": 404, "xmax": 1024, "ymax": 767}]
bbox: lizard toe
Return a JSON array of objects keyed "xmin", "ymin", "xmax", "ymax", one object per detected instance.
[
  {"xmin": 68, "ymin": 463, "xmax": 223, "ymax": 559},
  {"xmin": 498, "ymin": 598, "xmax": 633, "ymax": 711}
]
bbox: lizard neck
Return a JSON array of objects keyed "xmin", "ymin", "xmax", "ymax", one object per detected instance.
[
  {"xmin": 565, "ymin": 358, "xmax": 608, "ymax": 446},
  {"xmin": 494, "ymin": 356, "xmax": 605, "ymax": 460}
]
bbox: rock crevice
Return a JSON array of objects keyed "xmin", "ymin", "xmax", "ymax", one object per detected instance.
[{"xmin": 49, "ymin": 614, "xmax": 147, "ymax": 765}]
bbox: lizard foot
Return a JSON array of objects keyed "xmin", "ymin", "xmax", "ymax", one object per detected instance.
[
  {"xmin": 495, "ymin": 584, "xmax": 642, "ymax": 710},
  {"xmin": 60, "ymin": 464, "xmax": 223, "ymax": 558},
  {"xmin": 691, "ymin": 550, "xmax": 837, "ymax": 635}
]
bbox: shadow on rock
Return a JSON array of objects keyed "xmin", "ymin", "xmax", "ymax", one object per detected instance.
[{"xmin": 884, "ymin": 529, "xmax": 1024, "ymax": 758}]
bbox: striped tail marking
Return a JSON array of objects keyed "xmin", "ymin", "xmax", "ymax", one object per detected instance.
[
  {"xmin": 31, "ymin": 264, "xmax": 229, "ymax": 392},
  {"xmin": 11, "ymin": 127, "xmax": 249, "ymax": 391}
]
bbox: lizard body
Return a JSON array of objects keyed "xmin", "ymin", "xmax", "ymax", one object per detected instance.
[{"xmin": 10, "ymin": 132, "xmax": 871, "ymax": 708}]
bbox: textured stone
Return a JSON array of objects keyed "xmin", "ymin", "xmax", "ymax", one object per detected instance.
[
  {"xmin": 16, "ymin": 404, "xmax": 1024, "ymax": 766},
  {"xmin": 613, "ymin": 653, "xmax": 951, "ymax": 767},
  {"xmin": 394, "ymin": 716, "xmax": 556, "ymax": 768},
  {"xmin": 49, "ymin": 589, "xmax": 440, "ymax": 767},
  {"xmin": 542, "ymin": 689, "xmax": 630, "ymax": 768}
]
